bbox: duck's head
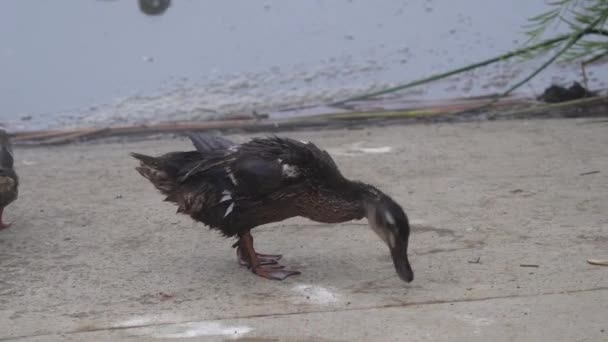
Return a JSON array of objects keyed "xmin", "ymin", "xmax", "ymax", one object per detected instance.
[{"xmin": 365, "ymin": 194, "xmax": 413, "ymax": 282}]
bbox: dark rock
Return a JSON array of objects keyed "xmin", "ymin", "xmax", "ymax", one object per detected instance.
[{"xmin": 537, "ymin": 81, "xmax": 596, "ymax": 103}]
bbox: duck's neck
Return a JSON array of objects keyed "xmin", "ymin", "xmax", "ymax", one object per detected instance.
[{"xmin": 347, "ymin": 180, "xmax": 387, "ymax": 209}]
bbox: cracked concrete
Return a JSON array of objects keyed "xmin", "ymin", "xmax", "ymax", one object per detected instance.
[{"xmin": 1, "ymin": 118, "xmax": 607, "ymax": 341}]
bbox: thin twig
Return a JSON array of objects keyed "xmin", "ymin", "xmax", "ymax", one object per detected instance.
[
  {"xmin": 501, "ymin": 12, "xmax": 608, "ymax": 97},
  {"xmin": 329, "ymin": 29, "xmax": 608, "ymax": 107},
  {"xmin": 328, "ymin": 35, "xmax": 569, "ymax": 107},
  {"xmin": 581, "ymin": 51, "xmax": 608, "ymax": 89}
]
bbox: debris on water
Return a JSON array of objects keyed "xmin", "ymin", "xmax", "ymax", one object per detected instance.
[
  {"xmin": 329, "ymin": 142, "xmax": 393, "ymax": 156},
  {"xmin": 587, "ymin": 259, "xmax": 608, "ymax": 266},
  {"xmin": 579, "ymin": 170, "xmax": 600, "ymax": 176},
  {"xmin": 158, "ymin": 292, "xmax": 174, "ymax": 301},
  {"xmin": 357, "ymin": 146, "xmax": 392, "ymax": 154},
  {"xmin": 509, "ymin": 188, "xmax": 536, "ymax": 197},
  {"xmin": 252, "ymin": 110, "xmax": 269, "ymax": 119},
  {"xmin": 537, "ymin": 81, "xmax": 595, "ymax": 103},
  {"xmin": 468, "ymin": 257, "xmax": 481, "ymax": 264},
  {"xmin": 292, "ymin": 284, "xmax": 339, "ymax": 304}
]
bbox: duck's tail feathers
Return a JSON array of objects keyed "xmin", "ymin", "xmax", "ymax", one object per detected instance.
[
  {"xmin": 130, "ymin": 152, "xmax": 159, "ymax": 168},
  {"xmin": 187, "ymin": 132, "xmax": 235, "ymax": 154},
  {"xmin": 0, "ymin": 130, "xmax": 14, "ymax": 170},
  {"xmin": 131, "ymin": 152, "xmax": 177, "ymax": 194}
]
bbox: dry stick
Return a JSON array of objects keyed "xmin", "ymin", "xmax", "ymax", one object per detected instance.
[
  {"xmin": 12, "ymin": 129, "xmax": 83, "ymax": 141},
  {"xmin": 587, "ymin": 259, "xmax": 608, "ymax": 266},
  {"xmin": 14, "ymin": 118, "xmax": 340, "ymax": 146},
  {"xmin": 14, "ymin": 95, "xmax": 606, "ymax": 145}
]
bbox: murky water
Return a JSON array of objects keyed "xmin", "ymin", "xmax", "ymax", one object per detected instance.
[{"xmin": 1, "ymin": 0, "xmax": 605, "ymax": 131}]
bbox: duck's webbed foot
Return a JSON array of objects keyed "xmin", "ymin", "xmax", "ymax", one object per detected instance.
[
  {"xmin": 252, "ymin": 264, "xmax": 301, "ymax": 281},
  {"xmin": 237, "ymin": 248, "xmax": 282, "ymax": 266},
  {"xmin": 236, "ymin": 232, "xmax": 301, "ymax": 281}
]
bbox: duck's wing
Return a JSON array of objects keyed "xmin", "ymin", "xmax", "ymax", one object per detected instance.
[
  {"xmin": 227, "ymin": 154, "xmax": 286, "ymax": 197},
  {"xmin": 187, "ymin": 133, "xmax": 235, "ymax": 154},
  {"xmin": 179, "ymin": 136, "xmax": 344, "ymax": 198},
  {"xmin": 179, "ymin": 136, "xmax": 299, "ymax": 196},
  {"xmin": 226, "ymin": 136, "xmax": 344, "ymax": 197}
]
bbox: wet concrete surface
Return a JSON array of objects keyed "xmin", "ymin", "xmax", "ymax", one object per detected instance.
[{"xmin": 1, "ymin": 118, "xmax": 607, "ymax": 341}]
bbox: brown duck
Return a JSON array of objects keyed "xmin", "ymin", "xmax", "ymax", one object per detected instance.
[
  {"xmin": 132, "ymin": 133, "xmax": 413, "ymax": 282},
  {"xmin": 0, "ymin": 130, "xmax": 18, "ymax": 229}
]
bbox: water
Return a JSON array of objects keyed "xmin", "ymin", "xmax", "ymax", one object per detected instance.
[{"xmin": 1, "ymin": 0, "xmax": 606, "ymax": 131}]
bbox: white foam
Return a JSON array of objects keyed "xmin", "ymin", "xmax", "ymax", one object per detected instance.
[
  {"xmin": 457, "ymin": 314, "xmax": 494, "ymax": 335},
  {"xmin": 117, "ymin": 317, "xmax": 155, "ymax": 327},
  {"xmin": 114, "ymin": 314, "xmax": 179, "ymax": 328},
  {"xmin": 144, "ymin": 322, "xmax": 252, "ymax": 339},
  {"xmin": 357, "ymin": 146, "xmax": 392, "ymax": 154},
  {"xmin": 409, "ymin": 219, "xmax": 428, "ymax": 226},
  {"xmin": 328, "ymin": 142, "xmax": 393, "ymax": 156},
  {"xmin": 115, "ymin": 316, "xmax": 252, "ymax": 339},
  {"xmin": 292, "ymin": 284, "xmax": 339, "ymax": 305},
  {"xmin": 351, "ymin": 142, "xmax": 392, "ymax": 154}
]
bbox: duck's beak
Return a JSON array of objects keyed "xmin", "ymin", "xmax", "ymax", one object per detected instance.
[
  {"xmin": 390, "ymin": 237, "xmax": 414, "ymax": 282},
  {"xmin": 367, "ymin": 212, "xmax": 414, "ymax": 283}
]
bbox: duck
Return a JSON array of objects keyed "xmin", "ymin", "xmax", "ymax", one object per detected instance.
[
  {"xmin": 131, "ymin": 133, "xmax": 413, "ymax": 282},
  {"xmin": 0, "ymin": 130, "xmax": 18, "ymax": 230}
]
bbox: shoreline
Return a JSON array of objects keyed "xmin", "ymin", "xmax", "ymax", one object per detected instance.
[{"xmin": 10, "ymin": 95, "xmax": 608, "ymax": 146}]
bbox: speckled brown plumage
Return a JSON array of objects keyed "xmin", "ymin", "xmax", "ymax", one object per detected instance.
[
  {"xmin": 0, "ymin": 130, "xmax": 18, "ymax": 229},
  {"xmin": 132, "ymin": 133, "xmax": 414, "ymax": 282}
]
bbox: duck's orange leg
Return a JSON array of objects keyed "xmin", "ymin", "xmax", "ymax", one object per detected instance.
[
  {"xmin": 237, "ymin": 248, "xmax": 281, "ymax": 266},
  {"xmin": 233, "ymin": 236, "xmax": 282, "ymax": 266},
  {"xmin": 0, "ymin": 208, "xmax": 11, "ymax": 230},
  {"xmin": 236, "ymin": 231, "xmax": 300, "ymax": 281}
]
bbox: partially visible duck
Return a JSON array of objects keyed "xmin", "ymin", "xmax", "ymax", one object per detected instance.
[
  {"xmin": 132, "ymin": 133, "xmax": 413, "ymax": 282},
  {"xmin": 0, "ymin": 130, "xmax": 18, "ymax": 229}
]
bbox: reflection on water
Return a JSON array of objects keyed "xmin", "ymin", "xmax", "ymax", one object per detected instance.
[{"xmin": 0, "ymin": 0, "xmax": 605, "ymax": 131}]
